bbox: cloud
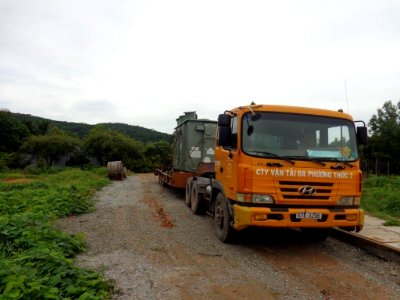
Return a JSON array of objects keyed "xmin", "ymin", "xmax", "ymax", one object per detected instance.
[
  {"xmin": 70, "ymin": 99, "xmax": 119, "ymax": 122},
  {"xmin": 0, "ymin": 0, "xmax": 400, "ymax": 134}
]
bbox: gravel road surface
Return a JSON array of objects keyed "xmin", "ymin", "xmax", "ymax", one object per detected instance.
[{"xmin": 58, "ymin": 173, "xmax": 400, "ymax": 299}]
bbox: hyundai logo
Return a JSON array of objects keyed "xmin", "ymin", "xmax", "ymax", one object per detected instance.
[{"xmin": 298, "ymin": 186, "xmax": 317, "ymax": 196}]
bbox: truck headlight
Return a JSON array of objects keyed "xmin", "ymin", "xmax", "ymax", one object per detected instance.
[
  {"xmin": 237, "ymin": 193, "xmax": 274, "ymax": 204},
  {"xmin": 253, "ymin": 194, "xmax": 274, "ymax": 204},
  {"xmin": 337, "ymin": 196, "xmax": 360, "ymax": 206}
]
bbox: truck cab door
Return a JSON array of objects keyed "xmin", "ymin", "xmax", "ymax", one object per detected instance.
[{"xmin": 215, "ymin": 115, "xmax": 238, "ymax": 200}]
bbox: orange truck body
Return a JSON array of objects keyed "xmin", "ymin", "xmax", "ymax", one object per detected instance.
[{"xmin": 215, "ymin": 105, "xmax": 364, "ymax": 232}]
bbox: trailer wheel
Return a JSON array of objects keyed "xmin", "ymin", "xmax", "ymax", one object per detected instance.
[
  {"xmin": 185, "ymin": 178, "xmax": 192, "ymax": 207},
  {"xmin": 190, "ymin": 182, "xmax": 205, "ymax": 215},
  {"xmin": 214, "ymin": 192, "xmax": 236, "ymax": 243}
]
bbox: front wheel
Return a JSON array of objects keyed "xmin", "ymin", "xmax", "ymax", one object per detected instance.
[{"xmin": 214, "ymin": 192, "xmax": 236, "ymax": 243}]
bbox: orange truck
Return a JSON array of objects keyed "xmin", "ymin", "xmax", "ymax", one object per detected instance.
[{"xmin": 156, "ymin": 103, "xmax": 368, "ymax": 242}]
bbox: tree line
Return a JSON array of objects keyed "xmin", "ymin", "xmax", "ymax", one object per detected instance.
[
  {"xmin": 11, "ymin": 112, "xmax": 173, "ymax": 142},
  {"xmin": 364, "ymin": 100, "xmax": 400, "ymax": 174},
  {"xmin": 0, "ymin": 110, "xmax": 172, "ymax": 172}
]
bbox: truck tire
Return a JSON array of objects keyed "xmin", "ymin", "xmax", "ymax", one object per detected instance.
[
  {"xmin": 190, "ymin": 182, "xmax": 205, "ymax": 215},
  {"xmin": 214, "ymin": 192, "xmax": 236, "ymax": 243},
  {"xmin": 185, "ymin": 178, "xmax": 192, "ymax": 207}
]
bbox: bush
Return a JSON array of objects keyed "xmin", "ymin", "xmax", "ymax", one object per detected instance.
[
  {"xmin": 20, "ymin": 132, "xmax": 82, "ymax": 166},
  {"xmin": 83, "ymin": 126, "xmax": 145, "ymax": 172},
  {"xmin": 0, "ymin": 152, "xmax": 32, "ymax": 171}
]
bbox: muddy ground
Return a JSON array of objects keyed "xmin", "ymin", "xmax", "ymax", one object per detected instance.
[{"xmin": 58, "ymin": 173, "xmax": 400, "ymax": 299}]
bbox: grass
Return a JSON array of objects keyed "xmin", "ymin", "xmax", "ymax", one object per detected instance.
[
  {"xmin": 362, "ymin": 175, "xmax": 400, "ymax": 226},
  {"xmin": 0, "ymin": 167, "xmax": 112, "ymax": 299}
]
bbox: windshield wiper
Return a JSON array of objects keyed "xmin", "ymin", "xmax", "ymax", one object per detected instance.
[
  {"xmin": 249, "ymin": 151, "xmax": 295, "ymax": 165},
  {"xmin": 326, "ymin": 158, "xmax": 355, "ymax": 169},
  {"xmin": 286, "ymin": 156, "xmax": 326, "ymax": 166}
]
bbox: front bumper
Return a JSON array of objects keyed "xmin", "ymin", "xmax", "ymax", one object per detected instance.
[{"xmin": 232, "ymin": 204, "xmax": 364, "ymax": 231}]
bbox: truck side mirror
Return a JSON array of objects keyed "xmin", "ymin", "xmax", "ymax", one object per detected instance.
[
  {"xmin": 356, "ymin": 126, "xmax": 368, "ymax": 145},
  {"xmin": 218, "ymin": 126, "xmax": 231, "ymax": 147},
  {"xmin": 218, "ymin": 114, "xmax": 231, "ymax": 127},
  {"xmin": 217, "ymin": 113, "xmax": 235, "ymax": 147}
]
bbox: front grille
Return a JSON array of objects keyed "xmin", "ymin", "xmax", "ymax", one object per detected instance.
[{"xmin": 278, "ymin": 181, "xmax": 333, "ymax": 201}]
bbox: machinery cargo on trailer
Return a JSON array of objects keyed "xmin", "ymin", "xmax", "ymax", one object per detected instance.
[{"xmin": 155, "ymin": 111, "xmax": 217, "ymax": 189}]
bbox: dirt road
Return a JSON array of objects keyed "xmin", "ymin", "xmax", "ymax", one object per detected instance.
[{"xmin": 58, "ymin": 173, "xmax": 400, "ymax": 299}]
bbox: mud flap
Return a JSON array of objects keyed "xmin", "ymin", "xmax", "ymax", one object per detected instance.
[{"xmin": 232, "ymin": 204, "xmax": 252, "ymax": 231}]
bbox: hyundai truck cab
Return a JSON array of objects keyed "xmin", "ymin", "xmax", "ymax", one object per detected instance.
[{"xmin": 213, "ymin": 104, "xmax": 368, "ymax": 242}]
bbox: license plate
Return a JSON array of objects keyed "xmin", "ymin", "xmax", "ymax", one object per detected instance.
[{"xmin": 296, "ymin": 212, "xmax": 322, "ymax": 220}]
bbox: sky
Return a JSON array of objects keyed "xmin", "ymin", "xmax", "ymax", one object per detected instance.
[{"xmin": 1, "ymin": 0, "xmax": 399, "ymax": 134}]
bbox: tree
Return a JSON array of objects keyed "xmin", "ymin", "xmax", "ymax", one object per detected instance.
[
  {"xmin": 144, "ymin": 141, "xmax": 172, "ymax": 170},
  {"xmin": 83, "ymin": 126, "xmax": 145, "ymax": 171},
  {"xmin": 36, "ymin": 119, "xmax": 51, "ymax": 135},
  {"xmin": 366, "ymin": 100, "xmax": 400, "ymax": 173},
  {"xmin": 0, "ymin": 110, "xmax": 29, "ymax": 152},
  {"xmin": 20, "ymin": 131, "xmax": 81, "ymax": 166}
]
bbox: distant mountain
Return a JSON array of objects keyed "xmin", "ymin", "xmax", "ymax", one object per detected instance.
[
  {"xmin": 97, "ymin": 122, "xmax": 173, "ymax": 143},
  {"xmin": 12, "ymin": 113, "xmax": 173, "ymax": 143}
]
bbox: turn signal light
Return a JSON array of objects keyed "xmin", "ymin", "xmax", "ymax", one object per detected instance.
[
  {"xmin": 254, "ymin": 213, "xmax": 268, "ymax": 221},
  {"xmin": 337, "ymin": 196, "xmax": 360, "ymax": 206},
  {"xmin": 346, "ymin": 214, "xmax": 357, "ymax": 221}
]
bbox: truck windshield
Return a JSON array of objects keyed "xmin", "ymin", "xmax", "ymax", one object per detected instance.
[{"xmin": 242, "ymin": 112, "xmax": 358, "ymax": 162}]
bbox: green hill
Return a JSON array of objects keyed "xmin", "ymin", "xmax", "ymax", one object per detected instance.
[{"xmin": 12, "ymin": 113, "xmax": 173, "ymax": 143}]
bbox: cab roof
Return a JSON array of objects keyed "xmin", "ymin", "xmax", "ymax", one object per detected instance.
[{"xmin": 232, "ymin": 104, "xmax": 354, "ymax": 121}]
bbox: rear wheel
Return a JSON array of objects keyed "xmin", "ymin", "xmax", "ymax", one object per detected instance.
[
  {"xmin": 190, "ymin": 182, "xmax": 205, "ymax": 215},
  {"xmin": 185, "ymin": 178, "xmax": 192, "ymax": 207},
  {"xmin": 214, "ymin": 192, "xmax": 236, "ymax": 243}
]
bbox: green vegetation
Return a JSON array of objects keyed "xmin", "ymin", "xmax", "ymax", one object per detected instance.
[
  {"xmin": 21, "ymin": 129, "xmax": 82, "ymax": 166},
  {"xmin": 11, "ymin": 113, "xmax": 173, "ymax": 143},
  {"xmin": 83, "ymin": 126, "xmax": 145, "ymax": 172},
  {"xmin": 0, "ymin": 111, "xmax": 29, "ymax": 153},
  {"xmin": 0, "ymin": 111, "xmax": 173, "ymax": 172},
  {"xmin": 98, "ymin": 122, "xmax": 173, "ymax": 144},
  {"xmin": 362, "ymin": 175, "xmax": 400, "ymax": 226},
  {"xmin": 365, "ymin": 100, "xmax": 400, "ymax": 174},
  {"xmin": 0, "ymin": 168, "xmax": 112, "ymax": 299}
]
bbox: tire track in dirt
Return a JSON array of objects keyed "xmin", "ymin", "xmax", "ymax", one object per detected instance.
[{"xmin": 143, "ymin": 180, "xmax": 174, "ymax": 228}]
